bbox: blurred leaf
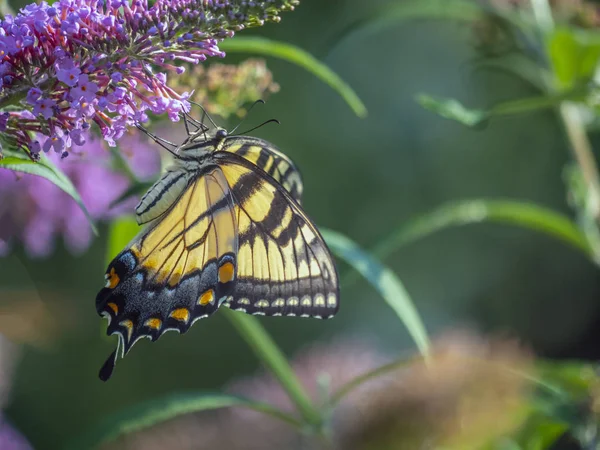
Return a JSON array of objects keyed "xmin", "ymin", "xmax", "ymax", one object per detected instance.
[
  {"xmin": 536, "ymin": 361, "xmax": 599, "ymax": 400},
  {"xmin": 373, "ymin": 199, "xmax": 592, "ymax": 261},
  {"xmin": 563, "ymin": 164, "xmax": 600, "ymax": 264},
  {"xmin": 417, "ymin": 94, "xmax": 488, "ymax": 127},
  {"xmin": 67, "ymin": 392, "xmax": 302, "ymax": 450},
  {"xmin": 509, "ymin": 417, "xmax": 567, "ymax": 450},
  {"xmin": 0, "ymin": 150, "xmax": 97, "ymax": 235},
  {"xmin": 321, "ymin": 228, "xmax": 430, "ymax": 358},
  {"xmin": 417, "ymin": 89, "xmax": 586, "ymax": 127},
  {"xmin": 330, "ymin": 355, "xmax": 416, "ymax": 407},
  {"xmin": 330, "ymin": 0, "xmax": 484, "ymax": 49},
  {"xmin": 106, "ymin": 216, "xmax": 139, "ymax": 263},
  {"xmin": 530, "ymin": 361, "xmax": 600, "ymax": 447},
  {"xmin": 470, "ymin": 54, "xmax": 548, "ymax": 90},
  {"xmin": 329, "ymin": 0, "xmax": 535, "ymax": 52},
  {"xmin": 222, "ymin": 308, "xmax": 321, "ymax": 427},
  {"xmin": 0, "ymin": 0, "xmax": 14, "ymax": 16},
  {"xmin": 221, "ymin": 37, "xmax": 367, "ymax": 118},
  {"xmin": 548, "ymin": 28, "xmax": 600, "ymax": 89}
]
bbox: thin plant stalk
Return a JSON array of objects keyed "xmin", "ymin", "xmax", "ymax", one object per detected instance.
[
  {"xmin": 222, "ymin": 308, "xmax": 322, "ymax": 428},
  {"xmin": 530, "ymin": 0, "xmax": 600, "ymax": 260}
]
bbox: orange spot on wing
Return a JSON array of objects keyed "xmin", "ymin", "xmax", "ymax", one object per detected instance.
[
  {"xmin": 218, "ymin": 262, "xmax": 235, "ymax": 283},
  {"xmin": 198, "ymin": 289, "xmax": 215, "ymax": 306},
  {"xmin": 144, "ymin": 318, "xmax": 162, "ymax": 330},
  {"xmin": 169, "ymin": 308, "xmax": 190, "ymax": 322},
  {"xmin": 107, "ymin": 302, "xmax": 119, "ymax": 315},
  {"xmin": 106, "ymin": 267, "xmax": 120, "ymax": 289}
]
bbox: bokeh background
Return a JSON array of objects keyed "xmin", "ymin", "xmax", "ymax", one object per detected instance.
[{"xmin": 1, "ymin": 0, "xmax": 599, "ymax": 448}]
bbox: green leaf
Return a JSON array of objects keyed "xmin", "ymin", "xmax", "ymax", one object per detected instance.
[
  {"xmin": 417, "ymin": 94, "xmax": 488, "ymax": 127},
  {"xmin": 222, "ymin": 308, "xmax": 321, "ymax": 427},
  {"xmin": 330, "ymin": 0, "xmax": 484, "ymax": 48},
  {"xmin": 417, "ymin": 89, "xmax": 586, "ymax": 127},
  {"xmin": 220, "ymin": 37, "xmax": 367, "ymax": 118},
  {"xmin": 373, "ymin": 199, "xmax": 592, "ymax": 261},
  {"xmin": 66, "ymin": 392, "xmax": 302, "ymax": 450},
  {"xmin": 548, "ymin": 27, "xmax": 600, "ymax": 89},
  {"xmin": 106, "ymin": 216, "xmax": 139, "ymax": 263},
  {"xmin": 343, "ymin": 199, "xmax": 592, "ymax": 287},
  {"xmin": 321, "ymin": 228, "xmax": 430, "ymax": 358},
  {"xmin": 329, "ymin": 356, "xmax": 416, "ymax": 407},
  {"xmin": 0, "ymin": 151, "xmax": 97, "ymax": 235},
  {"xmin": 519, "ymin": 421, "xmax": 567, "ymax": 450},
  {"xmin": 470, "ymin": 54, "xmax": 548, "ymax": 90}
]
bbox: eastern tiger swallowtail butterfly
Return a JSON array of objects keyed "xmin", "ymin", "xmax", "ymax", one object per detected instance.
[{"xmin": 96, "ymin": 113, "xmax": 340, "ymax": 381}]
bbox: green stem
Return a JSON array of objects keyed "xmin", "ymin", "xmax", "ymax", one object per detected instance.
[
  {"xmin": 341, "ymin": 199, "xmax": 592, "ymax": 287},
  {"xmin": 329, "ymin": 355, "xmax": 417, "ymax": 407},
  {"xmin": 222, "ymin": 308, "xmax": 322, "ymax": 427}
]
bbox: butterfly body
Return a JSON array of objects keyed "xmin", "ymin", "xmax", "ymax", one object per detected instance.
[{"xmin": 96, "ymin": 129, "xmax": 339, "ymax": 380}]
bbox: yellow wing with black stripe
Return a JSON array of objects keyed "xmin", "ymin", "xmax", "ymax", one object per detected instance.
[
  {"xmin": 96, "ymin": 166, "xmax": 238, "ymax": 380},
  {"xmin": 221, "ymin": 136, "xmax": 304, "ymax": 204},
  {"xmin": 214, "ymin": 150, "xmax": 338, "ymax": 318}
]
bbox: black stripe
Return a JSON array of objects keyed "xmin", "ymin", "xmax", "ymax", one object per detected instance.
[
  {"xmin": 234, "ymin": 144, "xmax": 252, "ymax": 157},
  {"xmin": 138, "ymin": 171, "xmax": 187, "ymax": 215},
  {"xmin": 161, "ymin": 195, "xmax": 231, "ymax": 250},
  {"xmin": 229, "ymin": 170, "xmax": 261, "ymax": 205},
  {"xmin": 256, "ymin": 147, "xmax": 270, "ymax": 172}
]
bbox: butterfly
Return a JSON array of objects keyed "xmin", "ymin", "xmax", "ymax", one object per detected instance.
[{"xmin": 96, "ymin": 112, "xmax": 340, "ymax": 380}]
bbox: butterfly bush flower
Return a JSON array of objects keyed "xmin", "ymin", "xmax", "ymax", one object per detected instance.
[
  {"xmin": 0, "ymin": 131, "xmax": 160, "ymax": 257},
  {"xmin": 0, "ymin": 0, "xmax": 298, "ymax": 156}
]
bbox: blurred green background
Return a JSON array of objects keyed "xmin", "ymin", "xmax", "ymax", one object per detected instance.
[{"xmin": 2, "ymin": 0, "xmax": 599, "ymax": 448}]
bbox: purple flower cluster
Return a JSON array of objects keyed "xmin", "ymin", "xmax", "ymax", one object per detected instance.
[
  {"xmin": 0, "ymin": 0, "xmax": 298, "ymax": 157},
  {"xmin": 0, "ymin": 130, "xmax": 160, "ymax": 257}
]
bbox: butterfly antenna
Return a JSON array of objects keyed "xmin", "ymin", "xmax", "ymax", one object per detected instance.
[
  {"xmin": 229, "ymin": 99, "xmax": 265, "ymax": 135},
  {"xmin": 189, "ymin": 100, "xmax": 218, "ymax": 129},
  {"xmin": 235, "ymin": 118, "xmax": 280, "ymax": 136},
  {"xmin": 182, "ymin": 112, "xmax": 192, "ymax": 137},
  {"xmin": 135, "ymin": 123, "xmax": 179, "ymax": 157},
  {"xmin": 200, "ymin": 108, "xmax": 208, "ymax": 141},
  {"xmin": 183, "ymin": 111, "xmax": 206, "ymax": 133}
]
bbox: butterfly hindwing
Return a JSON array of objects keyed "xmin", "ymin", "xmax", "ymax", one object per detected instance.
[
  {"xmin": 221, "ymin": 136, "xmax": 304, "ymax": 204},
  {"xmin": 215, "ymin": 150, "xmax": 339, "ymax": 319},
  {"xmin": 96, "ymin": 165, "xmax": 238, "ymax": 378}
]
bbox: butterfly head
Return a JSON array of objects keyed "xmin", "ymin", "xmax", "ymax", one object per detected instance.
[{"xmin": 215, "ymin": 128, "xmax": 228, "ymax": 140}]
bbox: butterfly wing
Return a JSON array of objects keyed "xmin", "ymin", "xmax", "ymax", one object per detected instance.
[
  {"xmin": 214, "ymin": 151, "xmax": 339, "ymax": 319},
  {"xmin": 96, "ymin": 165, "xmax": 238, "ymax": 380},
  {"xmin": 221, "ymin": 136, "xmax": 304, "ymax": 204}
]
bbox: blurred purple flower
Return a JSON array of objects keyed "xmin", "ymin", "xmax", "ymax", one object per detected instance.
[
  {"xmin": 0, "ymin": 417, "xmax": 32, "ymax": 450},
  {"xmin": 0, "ymin": 335, "xmax": 32, "ymax": 450},
  {"xmin": 106, "ymin": 337, "xmax": 391, "ymax": 450},
  {"xmin": 105, "ymin": 332, "xmax": 533, "ymax": 450},
  {"xmin": 0, "ymin": 130, "xmax": 160, "ymax": 257},
  {"xmin": 0, "ymin": 0, "xmax": 299, "ymax": 155}
]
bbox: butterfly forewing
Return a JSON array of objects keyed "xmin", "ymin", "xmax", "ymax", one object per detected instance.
[
  {"xmin": 221, "ymin": 136, "xmax": 304, "ymax": 204},
  {"xmin": 215, "ymin": 151, "xmax": 339, "ymax": 318}
]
